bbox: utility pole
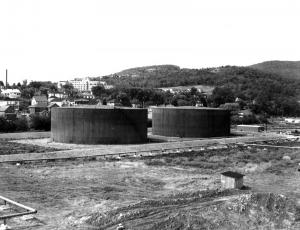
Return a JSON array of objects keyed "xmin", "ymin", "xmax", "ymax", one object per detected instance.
[{"xmin": 5, "ymin": 69, "xmax": 8, "ymax": 88}]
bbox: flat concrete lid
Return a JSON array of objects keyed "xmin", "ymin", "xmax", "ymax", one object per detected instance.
[{"xmin": 221, "ymin": 171, "xmax": 244, "ymax": 178}]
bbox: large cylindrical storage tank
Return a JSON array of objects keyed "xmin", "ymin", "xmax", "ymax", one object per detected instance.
[
  {"xmin": 152, "ymin": 107, "xmax": 230, "ymax": 138},
  {"xmin": 51, "ymin": 107, "xmax": 147, "ymax": 144}
]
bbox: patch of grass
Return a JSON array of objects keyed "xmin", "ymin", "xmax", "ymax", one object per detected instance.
[
  {"xmin": 144, "ymin": 158, "xmax": 166, "ymax": 166},
  {"xmin": 143, "ymin": 144, "xmax": 300, "ymax": 173},
  {"xmin": 265, "ymin": 161, "xmax": 295, "ymax": 175}
]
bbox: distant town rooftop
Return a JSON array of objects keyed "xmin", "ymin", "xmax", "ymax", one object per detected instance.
[
  {"xmin": 32, "ymin": 95, "xmax": 48, "ymax": 101},
  {"xmin": 29, "ymin": 104, "xmax": 48, "ymax": 108}
]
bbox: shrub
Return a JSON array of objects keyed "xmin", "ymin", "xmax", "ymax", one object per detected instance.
[
  {"xmin": 144, "ymin": 159, "xmax": 166, "ymax": 166},
  {"xmin": 13, "ymin": 117, "xmax": 29, "ymax": 131},
  {"xmin": 30, "ymin": 113, "xmax": 51, "ymax": 131},
  {"xmin": 231, "ymin": 114, "xmax": 260, "ymax": 125},
  {"xmin": 0, "ymin": 117, "xmax": 15, "ymax": 132}
]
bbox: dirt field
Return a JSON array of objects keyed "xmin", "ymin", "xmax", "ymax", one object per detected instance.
[
  {"xmin": 0, "ymin": 142, "xmax": 300, "ymax": 229},
  {"xmin": 0, "ymin": 141, "xmax": 62, "ymax": 155},
  {"xmin": 259, "ymin": 138, "xmax": 300, "ymax": 147}
]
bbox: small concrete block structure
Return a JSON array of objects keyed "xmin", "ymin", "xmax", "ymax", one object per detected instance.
[
  {"xmin": 221, "ymin": 171, "xmax": 244, "ymax": 189},
  {"xmin": 236, "ymin": 125, "xmax": 264, "ymax": 132}
]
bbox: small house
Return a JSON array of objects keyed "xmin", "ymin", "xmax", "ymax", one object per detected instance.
[
  {"xmin": 28, "ymin": 104, "xmax": 48, "ymax": 114},
  {"xmin": 221, "ymin": 171, "xmax": 244, "ymax": 189},
  {"xmin": 0, "ymin": 89, "xmax": 21, "ymax": 98},
  {"xmin": 236, "ymin": 125, "xmax": 264, "ymax": 132},
  {"xmin": 31, "ymin": 95, "xmax": 48, "ymax": 107}
]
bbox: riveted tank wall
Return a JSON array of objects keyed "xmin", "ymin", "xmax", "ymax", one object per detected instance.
[
  {"xmin": 152, "ymin": 107, "xmax": 230, "ymax": 138},
  {"xmin": 51, "ymin": 107, "xmax": 148, "ymax": 144}
]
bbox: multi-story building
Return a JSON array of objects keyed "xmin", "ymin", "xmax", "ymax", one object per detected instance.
[
  {"xmin": 58, "ymin": 77, "xmax": 113, "ymax": 92},
  {"xmin": 69, "ymin": 77, "xmax": 102, "ymax": 91}
]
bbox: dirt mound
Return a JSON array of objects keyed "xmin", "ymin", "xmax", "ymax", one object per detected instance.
[{"xmin": 85, "ymin": 191, "xmax": 300, "ymax": 230}]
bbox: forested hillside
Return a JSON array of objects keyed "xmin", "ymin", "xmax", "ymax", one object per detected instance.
[
  {"xmin": 102, "ymin": 65, "xmax": 299, "ymax": 97},
  {"xmin": 250, "ymin": 60, "xmax": 300, "ymax": 80}
]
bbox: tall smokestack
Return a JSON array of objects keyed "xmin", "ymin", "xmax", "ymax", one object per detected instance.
[{"xmin": 5, "ymin": 69, "xmax": 8, "ymax": 88}]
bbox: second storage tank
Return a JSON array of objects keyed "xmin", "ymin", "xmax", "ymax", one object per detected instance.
[{"xmin": 152, "ymin": 107, "xmax": 230, "ymax": 138}]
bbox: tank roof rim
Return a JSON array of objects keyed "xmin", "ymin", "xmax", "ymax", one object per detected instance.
[
  {"xmin": 151, "ymin": 106, "xmax": 228, "ymax": 111},
  {"xmin": 52, "ymin": 106, "xmax": 147, "ymax": 110}
]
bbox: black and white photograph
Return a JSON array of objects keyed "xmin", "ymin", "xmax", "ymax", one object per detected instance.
[{"xmin": 0, "ymin": 0, "xmax": 300, "ymax": 229}]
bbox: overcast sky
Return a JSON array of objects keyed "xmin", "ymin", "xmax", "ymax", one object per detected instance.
[{"xmin": 0, "ymin": 0, "xmax": 299, "ymax": 84}]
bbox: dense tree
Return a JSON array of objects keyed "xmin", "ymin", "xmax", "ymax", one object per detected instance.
[
  {"xmin": 92, "ymin": 85, "xmax": 106, "ymax": 98},
  {"xmin": 62, "ymin": 83, "xmax": 78, "ymax": 98},
  {"xmin": 22, "ymin": 79, "xmax": 28, "ymax": 87},
  {"xmin": 210, "ymin": 87, "xmax": 235, "ymax": 107},
  {"xmin": 28, "ymin": 81, "xmax": 42, "ymax": 89},
  {"xmin": 116, "ymin": 92, "xmax": 132, "ymax": 107},
  {"xmin": 21, "ymin": 87, "xmax": 35, "ymax": 99}
]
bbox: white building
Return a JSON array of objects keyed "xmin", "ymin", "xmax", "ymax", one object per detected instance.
[
  {"xmin": 0, "ymin": 89, "xmax": 21, "ymax": 98},
  {"xmin": 285, "ymin": 118, "xmax": 300, "ymax": 124},
  {"xmin": 0, "ymin": 99, "xmax": 20, "ymax": 110},
  {"xmin": 57, "ymin": 81, "xmax": 68, "ymax": 89},
  {"xmin": 69, "ymin": 77, "xmax": 102, "ymax": 91},
  {"xmin": 58, "ymin": 77, "xmax": 113, "ymax": 92},
  {"xmin": 31, "ymin": 95, "xmax": 48, "ymax": 106},
  {"xmin": 48, "ymin": 92, "xmax": 67, "ymax": 99}
]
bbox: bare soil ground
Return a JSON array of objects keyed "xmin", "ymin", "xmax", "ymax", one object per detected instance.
[
  {"xmin": 259, "ymin": 139, "xmax": 300, "ymax": 147},
  {"xmin": 0, "ymin": 141, "xmax": 300, "ymax": 229},
  {"xmin": 0, "ymin": 141, "xmax": 62, "ymax": 155}
]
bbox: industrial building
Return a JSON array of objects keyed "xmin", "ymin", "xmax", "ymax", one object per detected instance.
[
  {"xmin": 152, "ymin": 107, "xmax": 230, "ymax": 138},
  {"xmin": 51, "ymin": 107, "xmax": 148, "ymax": 144}
]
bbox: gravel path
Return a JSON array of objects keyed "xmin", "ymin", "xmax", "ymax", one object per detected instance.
[{"xmin": 0, "ymin": 133, "xmax": 286, "ymax": 163}]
